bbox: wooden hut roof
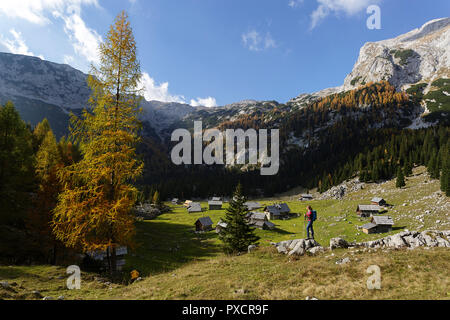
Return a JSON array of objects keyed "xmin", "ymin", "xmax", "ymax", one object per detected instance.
[
  {"xmin": 361, "ymin": 223, "xmax": 377, "ymax": 230},
  {"xmin": 208, "ymin": 200, "xmax": 223, "ymax": 206},
  {"xmin": 196, "ymin": 216, "xmax": 213, "ymax": 227},
  {"xmin": 371, "ymin": 215, "xmax": 394, "ymax": 226},
  {"xmin": 244, "ymin": 201, "xmax": 262, "ymax": 210},
  {"xmin": 357, "ymin": 204, "xmax": 382, "ymax": 212},
  {"xmin": 188, "ymin": 202, "xmax": 202, "ymax": 212}
]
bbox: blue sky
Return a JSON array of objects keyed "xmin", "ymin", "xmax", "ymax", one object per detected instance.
[{"xmin": 0, "ymin": 0, "xmax": 448, "ymax": 107}]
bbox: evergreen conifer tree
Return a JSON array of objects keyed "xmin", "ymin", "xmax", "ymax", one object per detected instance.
[
  {"xmin": 428, "ymin": 154, "xmax": 441, "ymax": 179},
  {"xmin": 219, "ymin": 183, "xmax": 259, "ymax": 254},
  {"xmin": 440, "ymin": 143, "xmax": 449, "ymax": 196},
  {"xmin": 396, "ymin": 167, "xmax": 406, "ymax": 188},
  {"xmin": 404, "ymin": 161, "xmax": 413, "ymax": 177}
]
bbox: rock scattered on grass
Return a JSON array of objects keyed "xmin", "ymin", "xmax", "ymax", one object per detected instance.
[
  {"xmin": 330, "ymin": 237, "xmax": 349, "ymax": 250},
  {"xmin": 274, "ymin": 238, "xmax": 321, "ymax": 256},
  {"xmin": 309, "ymin": 246, "xmax": 325, "ymax": 255},
  {"xmin": 336, "ymin": 257, "xmax": 351, "ymax": 265},
  {"xmin": 234, "ymin": 289, "xmax": 247, "ymax": 295}
]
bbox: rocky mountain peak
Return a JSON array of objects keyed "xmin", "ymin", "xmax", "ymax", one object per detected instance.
[
  {"xmin": 343, "ymin": 17, "xmax": 450, "ymax": 91},
  {"xmin": 0, "ymin": 52, "xmax": 91, "ymax": 110}
]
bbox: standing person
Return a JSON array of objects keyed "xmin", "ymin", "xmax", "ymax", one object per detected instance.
[{"xmin": 305, "ymin": 206, "xmax": 315, "ymax": 239}]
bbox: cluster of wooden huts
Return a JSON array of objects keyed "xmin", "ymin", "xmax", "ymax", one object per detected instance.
[
  {"xmin": 357, "ymin": 197, "xmax": 394, "ymax": 234},
  {"xmin": 263, "ymin": 203, "xmax": 291, "ymax": 220},
  {"xmin": 191, "ymin": 200, "xmax": 292, "ymax": 233},
  {"xmin": 245, "ymin": 212, "xmax": 276, "ymax": 230},
  {"xmin": 180, "ymin": 197, "xmax": 225, "ymax": 214}
]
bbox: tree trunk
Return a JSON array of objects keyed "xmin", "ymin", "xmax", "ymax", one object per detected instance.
[
  {"xmin": 111, "ymin": 246, "xmax": 117, "ymax": 273},
  {"xmin": 106, "ymin": 247, "xmax": 111, "ymax": 274},
  {"xmin": 52, "ymin": 243, "xmax": 57, "ymax": 265}
]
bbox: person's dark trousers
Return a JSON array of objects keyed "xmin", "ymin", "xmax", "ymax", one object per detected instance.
[{"xmin": 306, "ymin": 221, "xmax": 314, "ymax": 239}]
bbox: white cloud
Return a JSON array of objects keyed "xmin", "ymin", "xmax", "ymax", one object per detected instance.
[
  {"xmin": 190, "ymin": 97, "xmax": 217, "ymax": 108},
  {"xmin": 141, "ymin": 72, "xmax": 217, "ymax": 107},
  {"xmin": 0, "ymin": 0, "xmax": 98, "ymax": 25},
  {"xmin": 310, "ymin": 0, "xmax": 381, "ymax": 29},
  {"xmin": 242, "ymin": 30, "xmax": 277, "ymax": 51},
  {"xmin": 264, "ymin": 33, "xmax": 277, "ymax": 50},
  {"xmin": 0, "ymin": 0, "xmax": 100, "ymax": 68},
  {"xmin": 0, "ymin": 29, "xmax": 44, "ymax": 59},
  {"xmin": 0, "ymin": 0, "xmax": 216, "ymax": 106},
  {"xmin": 55, "ymin": 8, "xmax": 102, "ymax": 65},
  {"xmin": 140, "ymin": 72, "xmax": 186, "ymax": 103},
  {"xmin": 242, "ymin": 30, "xmax": 261, "ymax": 51},
  {"xmin": 288, "ymin": 0, "xmax": 304, "ymax": 8}
]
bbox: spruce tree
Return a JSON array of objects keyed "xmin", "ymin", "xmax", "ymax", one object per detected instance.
[
  {"xmin": 396, "ymin": 167, "xmax": 406, "ymax": 188},
  {"xmin": 219, "ymin": 183, "xmax": 259, "ymax": 254},
  {"xmin": 441, "ymin": 143, "xmax": 449, "ymax": 196},
  {"xmin": 427, "ymin": 154, "xmax": 437, "ymax": 179},
  {"xmin": 404, "ymin": 161, "xmax": 413, "ymax": 177},
  {"xmin": 432, "ymin": 160, "xmax": 441, "ymax": 180},
  {"xmin": 371, "ymin": 162, "xmax": 380, "ymax": 181}
]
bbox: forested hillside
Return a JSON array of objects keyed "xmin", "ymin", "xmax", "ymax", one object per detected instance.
[{"xmin": 137, "ymin": 81, "xmax": 449, "ymax": 200}]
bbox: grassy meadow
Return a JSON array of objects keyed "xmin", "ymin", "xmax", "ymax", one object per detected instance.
[{"xmin": 1, "ymin": 166, "xmax": 449, "ymax": 300}]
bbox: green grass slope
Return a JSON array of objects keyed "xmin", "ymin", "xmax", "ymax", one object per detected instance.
[{"xmin": 1, "ymin": 166, "xmax": 449, "ymax": 300}]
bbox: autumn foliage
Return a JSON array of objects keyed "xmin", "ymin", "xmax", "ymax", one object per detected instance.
[{"xmin": 52, "ymin": 11, "xmax": 143, "ymax": 272}]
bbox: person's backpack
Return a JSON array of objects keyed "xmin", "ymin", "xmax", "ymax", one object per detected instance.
[{"xmin": 312, "ymin": 210, "xmax": 317, "ymax": 222}]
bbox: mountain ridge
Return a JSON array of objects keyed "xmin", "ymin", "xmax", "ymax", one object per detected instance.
[
  {"xmin": 289, "ymin": 17, "xmax": 450, "ymax": 107},
  {"xmin": 0, "ymin": 18, "xmax": 449, "ymax": 138}
]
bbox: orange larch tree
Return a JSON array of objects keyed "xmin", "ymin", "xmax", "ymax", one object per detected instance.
[{"xmin": 52, "ymin": 11, "xmax": 144, "ymax": 273}]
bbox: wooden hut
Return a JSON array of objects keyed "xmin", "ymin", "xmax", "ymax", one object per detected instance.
[
  {"xmin": 362, "ymin": 216, "xmax": 394, "ymax": 234},
  {"xmin": 208, "ymin": 199, "xmax": 223, "ymax": 210},
  {"xmin": 187, "ymin": 202, "xmax": 202, "ymax": 213},
  {"xmin": 356, "ymin": 204, "xmax": 382, "ymax": 217},
  {"xmin": 195, "ymin": 216, "xmax": 213, "ymax": 232},
  {"xmin": 371, "ymin": 197, "xmax": 387, "ymax": 206},
  {"xmin": 264, "ymin": 203, "xmax": 291, "ymax": 220},
  {"xmin": 244, "ymin": 201, "xmax": 262, "ymax": 211},
  {"xmin": 215, "ymin": 220, "xmax": 227, "ymax": 233},
  {"xmin": 247, "ymin": 212, "xmax": 275, "ymax": 230},
  {"xmin": 264, "ymin": 205, "xmax": 281, "ymax": 220},
  {"xmin": 278, "ymin": 203, "xmax": 291, "ymax": 215}
]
